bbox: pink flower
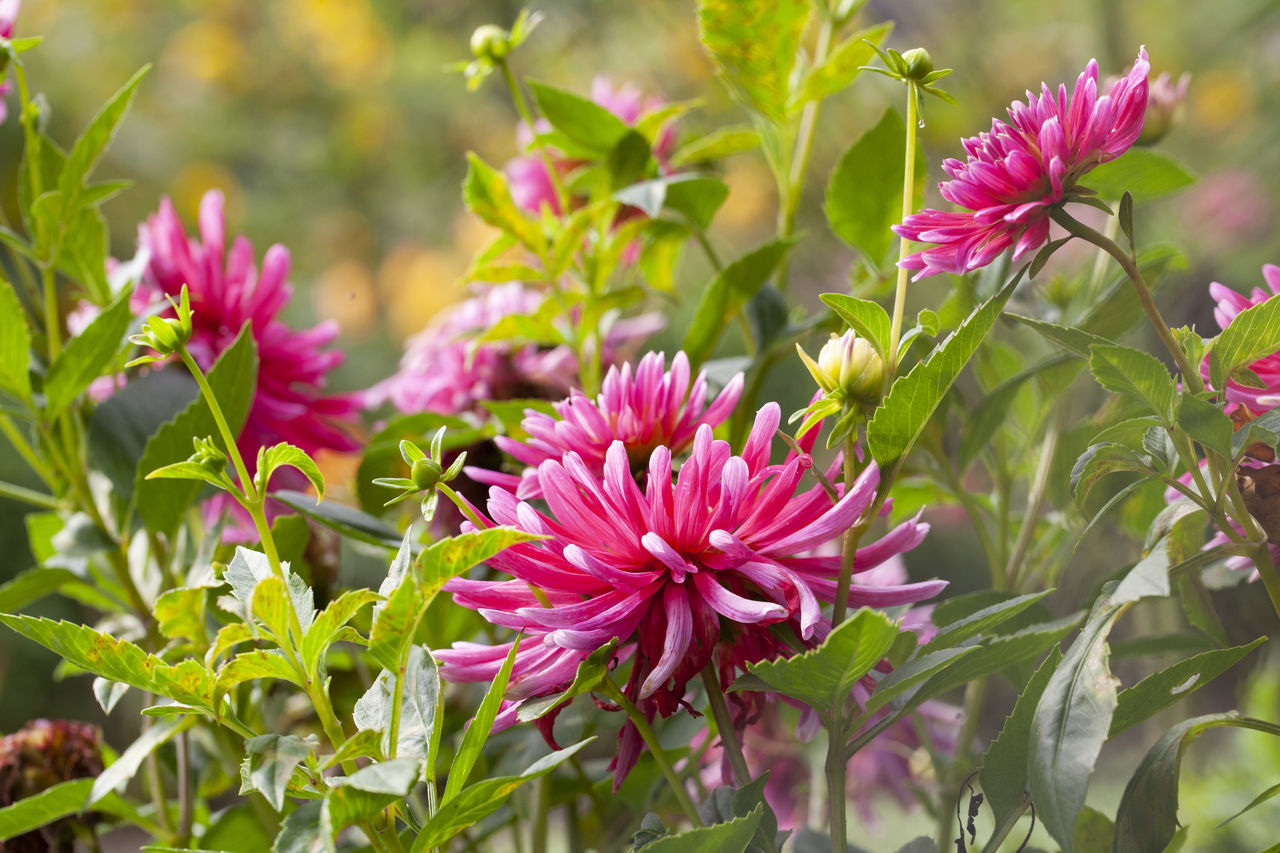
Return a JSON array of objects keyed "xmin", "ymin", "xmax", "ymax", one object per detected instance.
[
  {"xmin": 435, "ymin": 404, "xmax": 940, "ymax": 788},
  {"xmin": 138, "ymin": 190, "xmax": 360, "ymax": 479},
  {"xmin": 0, "ymin": 0, "xmax": 21, "ymax": 125},
  {"xmin": 468, "ymin": 351, "xmax": 744, "ymax": 498},
  {"xmin": 1205, "ymin": 265, "xmax": 1280, "ymax": 413},
  {"xmin": 505, "ymin": 76, "xmax": 677, "ymax": 216},
  {"xmin": 895, "ymin": 48, "xmax": 1150, "ymax": 280}
]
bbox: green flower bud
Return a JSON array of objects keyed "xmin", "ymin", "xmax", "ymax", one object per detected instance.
[
  {"xmin": 411, "ymin": 457, "xmax": 444, "ymax": 491},
  {"xmin": 816, "ymin": 331, "xmax": 884, "ymax": 404},
  {"xmin": 901, "ymin": 48, "xmax": 934, "ymax": 81},
  {"xmin": 470, "ymin": 25, "xmax": 511, "ymax": 62}
]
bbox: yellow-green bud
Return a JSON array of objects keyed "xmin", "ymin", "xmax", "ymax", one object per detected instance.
[
  {"xmin": 411, "ymin": 457, "xmax": 444, "ymax": 491},
  {"xmin": 816, "ymin": 331, "xmax": 884, "ymax": 403},
  {"xmin": 470, "ymin": 25, "xmax": 511, "ymax": 61},
  {"xmin": 901, "ymin": 48, "xmax": 934, "ymax": 81}
]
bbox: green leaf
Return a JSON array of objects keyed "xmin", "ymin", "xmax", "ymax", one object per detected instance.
[
  {"xmin": 324, "ymin": 758, "xmax": 421, "ymax": 835},
  {"xmin": 273, "ymin": 489, "xmax": 402, "ymax": 549},
  {"xmin": 256, "ymin": 444, "xmax": 325, "ymax": 501},
  {"xmin": 739, "ymin": 608, "xmax": 899, "ymax": 714},
  {"xmin": 1072, "ymin": 806, "xmax": 1115, "ymax": 853},
  {"xmin": 517, "ymin": 639, "xmax": 619, "ymax": 722},
  {"xmin": 959, "ymin": 356, "xmax": 1075, "ymax": 468},
  {"xmin": 0, "ymin": 778, "xmax": 94, "ymax": 842},
  {"xmin": 922, "ymin": 591, "xmax": 1052, "ymax": 652},
  {"xmin": 1083, "ymin": 148, "xmax": 1195, "ymax": 201},
  {"xmin": 1070, "ymin": 443, "xmax": 1151, "ymax": 508},
  {"xmin": 214, "ymin": 650, "xmax": 303, "ymax": 696},
  {"xmin": 980, "ymin": 648, "xmax": 1062, "ymax": 829},
  {"xmin": 0, "ymin": 615, "xmax": 215, "ymax": 708},
  {"xmin": 270, "ymin": 800, "xmax": 328, "ymax": 853},
  {"xmin": 795, "ymin": 22, "xmax": 893, "ymax": 104},
  {"xmin": 87, "ymin": 367, "xmax": 197, "ymax": 504},
  {"xmin": 614, "ymin": 174, "xmax": 729, "ymax": 230},
  {"xmin": 354, "ymin": 412, "xmax": 485, "ymax": 514},
  {"xmin": 864, "ymin": 646, "xmax": 979, "ymax": 714},
  {"xmin": 637, "ymin": 805, "xmax": 764, "ymax": 853},
  {"xmin": 529, "ymin": 81, "xmax": 632, "ymax": 152},
  {"xmin": 669, "ymin": 126, "xmax": 760, "ymax": 167},
  {"xmin": 135, "ymin": 326, "xmax": 257, "ymax": 536},
  {"xmin": 1088, "ymin": 344, "xmax": 1176, "ymax": 423},
  {"xmin": 1008, "ymin": 313, "xmax": 1114, "ymax": 358},
  {"xmin": 0, "ymin": 278, "xmax": 32, "ymax": 403},
  {"xmin": 1110, "ymin": 638, "xmax": 1265, "ymax": 737},
  {"xmin": 353, "ymin": 645, "xmax": 440, "ymax": 759},
  {"xmin": 1218, "ymin": 780, "xmax": 1280, "ymax": 827},
  {"xmin": 867, "ymin": 275, "xmax": 1019, "ymax": 468},
  {"xmin": 442, "ymin": 638, "xmax": 521, "ymax": 803},
  {"xmin": 43, "ymin": 288, "xmax": 133, "ymax": 417},
  {"xmin": 1114, "ymin": 713, "xmax": 1280, "ymax": 853},
  {"xmin": 1175, "ymin": 393, "xmax": 1233, "ymax": 457},
  {"xmin": 1028, "ymin": 589, "xmax": 1126, "ymax": 852},
  {"xmin": 1208, "ymin": 290, "xmax": 1280, "ymax": 391},
  {"xmin": 89, "ymin": 716, "xmax": 190, "ymax": 806},
  {"xmin": 1112, "ymin": 539, "xmax": 1173, "ymax": 606},
  {"xmin": 463, "ymin": 153, "xmax": 544, "ymax": 251},
  {"xmin": 0, "ymin": 567, "xmax": 80, "ymax": 614},
  {"xmin": 821, "ymin": 294, "xmax": 892, "ymax": 364},
  {"xmin": 683, "ymin": 239, "xmax": 793, "ymax": 367},
  {"xmin": 413, "ymin": 740, "xmax": 593, "ymax": 851},
  {"xmin": 697, "ymin": 0, "xmax": 810, "ymax": 124},
  {"xmin": 301, "ymin": 589, "xmax": 380, "ymax": 678},
  {"xmin": 155, "ymin": 587, "xmax": 207, "ymax": 644},
  {"xmin": 241, "ymin": 734, "xmax": 317, "ymax": 812},
  {"xmin": 57, "ymin": 65, "xmax": 150, "ymax": 215},
  {"xmin": 825, "ymin": 107, "xmax": 927, "ymax": 265}
]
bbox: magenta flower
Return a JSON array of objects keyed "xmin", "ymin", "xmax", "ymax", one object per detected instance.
[
  {"xmin": 469, "ymin": 351, "xmax": 744, "ymax": 498},
  {"xmin": 1205, "ymin": 265, "xmax": 1280, "ymax": 413},
  {"xmin": 895, "ymin": 48, "xmax": 1150, "ymax": 280},
  {"xmin": 138, "ymin": 190, "xmax": 360, "ymax": 477},
  {"xmin": 435, "ymin": 404, "xmax": 940, "ymax": 788},
  {"xmin": 0, "ymin": 0, "xmax": 21, "ymax": 125}
]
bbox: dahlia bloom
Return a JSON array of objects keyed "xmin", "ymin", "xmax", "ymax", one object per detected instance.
[
  {"xmin": 436, "ymin": 403, "xmax": 940, "ymax": 788},
  {"xmin": 0, "ymin": 0, "xmax": 21, "ymax": 125},
  {"xmin": 366, "ymin": 282, "xmax": 659, "ymax": 417},
  {"xmin": 1205, "ymin": 265, "xmax": 1280, "ymax": 413},
  {"xmin": 895, "ymin": 48, "xmax": 1150, "ymax": 279},
  {"xmin": 468, "ymin": 350, "xmax": 744, "ymax": 498},
  {"xmin": 138, "ymin": 190, "xmax": 360, "ymax": 477},
  {"xmin": 506, "ymin": 76, "xmax": 676, "ymax": 216}
]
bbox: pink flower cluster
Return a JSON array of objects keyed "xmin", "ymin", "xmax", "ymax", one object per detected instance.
[
  {"xmin": 435, "ymin": 353, "xmax": 942, "ymax": 788},
  {"xmin": 895, "ymin": 48, "xmax": 1150, "ymax": 279}
]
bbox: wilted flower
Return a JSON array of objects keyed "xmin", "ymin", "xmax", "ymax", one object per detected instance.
[
  {"xmin": 894, "ymin": 48, "xmax": 1150, "ymax": 279},
  {"xmin": 0, "ymin": 719, "xmax": 103, "ymax": 853},
  {"xmin": 436, "ymin": 404, "xmax": 939, "ymax": 789},
  {"xmin": 468, "ymin": 351, "xmax": 743, "ymax": 498},
  {"xmin": 137, "ymin": 190, "xmax": 360, "ymax": 475}
]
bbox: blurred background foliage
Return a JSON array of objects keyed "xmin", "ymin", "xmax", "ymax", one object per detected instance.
[{"xmin": 2, "ymin": 0, "xmax": 1280, "ymax": 845}]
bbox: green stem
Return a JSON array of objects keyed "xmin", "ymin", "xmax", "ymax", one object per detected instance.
[
  {"xmin": 438, "ymin": 482, "xmax": 488, "ymax": 530},
  {"xmin": 0, "ymin": 414, "xmax": 55, "ymax": 486},
  {"xmin": 0, "ymin": 478, "xmax": 60, "ymax": 509},
  {"xmin": 497, "ymin": 58, "xmax": 570, "ymax": 216},
  {"xmin": 700, "ymin": 666, "xmax": 751, "ymax": 787},
  {"xmin": 531, "ymin": 776, "xmax": 549, "ymax": 853},
  {"xmin": 40, "ymin": 263, "xmax": 60, "ymax": 361},
  {"xmin": 178, "ymin": 349, "xmax": 258, "ymax": 502},
  {"xmin": 825, "ymin": 717, "xmax": 847, "ymax": 853},
  {"xmin": 1005, "ymin": 416, "xmax": 1061, "ymax": 589},
  {"xmin": 779, "ymin": 16, "xmax": 836, "ymax": 247},
  {"xmin": 601, "ymin": 677, "xmax": 702, "ymax": 827},
  {"xmin": 1251, "ymin": 542, "xmax": 1280, "ymax": 625},
  {"xmin": 1050, "ymin": 209, "xmax": 1201, "ymax": 390},
  {"xmin": 887, "ymin": 82, "xmax": 919, "ymax": 380},
  {"xmin": 832, "ymin": 443, "xmax": 864, "ymax": 626},
  {"xmin": 176, "ymin": 732, "xmax": 193, "ymax": 847},
  {"xmin": 937, "ymin": 678, "xmax": 988, "ymax": 850}
]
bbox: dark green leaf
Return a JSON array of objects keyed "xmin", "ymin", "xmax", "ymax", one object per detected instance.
[
  {"xmin": 1088, "ymin": 344, "xmax": 1175, "ymax": 422},
  {"xmin": 864, "ymin": 646, "xmax": 978, "ymax": 714},
  {"xmin": 273, "ymin": 489, "xmax": 402, "ymax": 549},
  {"xmin": 0, "ymin": 778, "xmax": 95, "ymax": 842},
  {"xmin": 44, "ymin": 289, "xmax": 133, "ymax": 417},
  {"xmin": 88, "ymin": 368, "xmax": 198, "ymax": 503},
  {"xmin": 0, "ymin": 567, "xmax": 80, "ymax": 614},
  {"xmin": 980, "ymin": 648, "xmax": 1062, "ymax": 829},
  {"xmin": 1175, "ymin": 394, "xmax": 1233, "ymax": 457},
  {"xmin": 683, "ymin": 239, "xmax": 793, "ymax": 366},
  {"xmin": 923, "ymin": 591, "xmax": 1052, "ymax": 652},
  {"xmin": 1118, "ymin": 192, "xmax": 1135, "ymax": 248},
  {"xmin": 1112, "ymin": 539, "xmax": 1173, "ymax": 606},
  {"xmin": 638, "ymin": 805, "xmax": 763, "ymax": 853},
  {"xmin": 1008, "ymin": 314, "xmax": 1114, "ymax": 359},
  {"xmin": 821, "ymin": 294, "xmax": 891, "ymax": 364}
]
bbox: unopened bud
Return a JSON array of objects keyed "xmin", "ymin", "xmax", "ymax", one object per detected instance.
[
  {"xmin": 470, "ymin": 25, "xmax": 511, "ymax": 62},
  {"xmin": 901, "ymin": 48, "xmax": 934, "ymax": 81},
  {"xmin": 816, "ymin": 331, "xmax": 884, "ymax": 404},
  {"xmin": 1137, "ymin": 71, "xmax": 1190, "ymax": 146},
  {"xmin": 411, "ymin": 457, "xmax": 444, "ymax": 491}
]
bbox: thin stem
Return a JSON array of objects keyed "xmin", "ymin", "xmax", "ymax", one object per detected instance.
[
  {"xmin": 0, "ymin": 414, "xmax": 55, "ymax": 486},
  {"xmin": 1005, "ymin": 416, "xmax": 1061, "ymax": 589},
  {"xmin": 700, "ymin": 666, "xmax": 751, "ymax": 787},
  {"xmin": 832, "ymin": 444, "xmax": 865, "ymax": 626},
  {"xmin": 176, "ymin": 732, "xmax": 193, "ymax": 847},
  {"xmin": 600, "ymin": 677, "xmax": 702, "ymax": 827},
  {"xmin": 178, "ymin": 349, "xmax": 258, "ymax": 502},
  {"xmin": 41, "ymin": 263, "xmax": 60, "ymax": 361},
  {"xmin": 497, "ymin": 58, "xmax": 570, "ymax": 216},
  {"xmin": 1050, "ymin": 209, "xmax": 1201, "ymax": 390},
  {"xmin": 825, "ymin": 717, "xmax": 847, "ymax": 853},
  {"xmin": 936, "ymin": 678, "xmax": 988, "ymax": 850},
  {"xmin": 887, "ymin": 82, "xmax": 919, "ymax": 379},
  {"xmin": 0, "ymin": 478, "xmax": 60, "ymax": 509},
  {"xmin": 438, "ymin": 483, "xmax": 489, "ymax": 530},
  {"xmin": 531, "ymin": 776, "xmax": 549, "ymax": 853}
]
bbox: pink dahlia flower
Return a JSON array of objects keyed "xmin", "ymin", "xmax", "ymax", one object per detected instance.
[
  {"xmin": 138, "ymin": 190, "xmax": 360, "ymax": 477},
  {"xmin": 1205, "ymin": 265, "xmax": 1280, "ymax": 413},
  {"xmin": 436, "ymin": 403, "xmax": 940, "ymax": 788},
  {"xmin": 0, "ymin": 0, "xmax": 21, "ymax": 125},
  {"xmin": 468, "ymin": 351, "xmax": 744, "ymax": 498},
  {"xmin": 895, "ymin": 48, "xmax": 1150, "ymax": 279}
]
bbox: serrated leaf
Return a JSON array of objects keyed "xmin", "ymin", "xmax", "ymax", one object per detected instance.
[
  {"xmin": 1176, "ymin": 393, "xmax": 1233, "ymax": 457},
  {"xmin": 1088, "ymin": 343, "xmax": 1176, "ymax": 422},
  {"xmin": 1028, "ymin": 590, "xmax": 1126, "ymax": 851},
  {"xmin": 864, "ymin": 646, "xmax": 978, "ymax": 714},
  {"xmin": 825, "ymin": 107, "xmax": 927, "ymax": 265},
  {"xmin": 1109, "ymin": 638, "xmax": 1265, "ymax": 737},
  {"xmin": 1114, "ymin": 713, "xmax": 1280, "ymax": 853},
  {"xmin": 215, "ymin": 650, "xmax": 302, "ymax": 696},
  {"xmin": 980, "ymin": 648, "xmax": 1062, "ymax": 828},
  {"xmin": 57, "ymin": 65, "xmax": 149, "ymax": 216},
  {"xmin": 1071, "ymin": 443, "xmax": 1151, "ymax": 508},
  {"xmin": 1008, "ymin": 313, "xmax": 1114, "ymax": 358},
  {"xmin": 683, "ymin": 239, "xmax": 793, "ymax": 367},
  {"xmin": 795, "ymin": 22, "xmax": 893, "ymax": 104},
  {"xmin": 354, "ymin": 645, "xmax": 439, "ymax": 760},
  {"xmin": 636, "ymin": 805, "xmax": 763, "ymax": 853},
  {"xmin": 89, "ymin": 716, "xmax": 190, "ymax": 806},
  {"xmin": 323, "ymin": 758, "xmax": 421, "ymax": 836},
  {"xmin": 1083, "ymin": 148, "xmax": 1195, "ymax": 201},
  {"xmin": 517, "ymin": 638, "xmax": 618, "ymax": 722},
  {"xmin": 923, "ymin": 591, "xmax": 1052, "ymax": 652},
  {"xmin": 0, "ymin": 778, "xmax": 94, "ymax": 842},
  {"xmin": 821, "ymin": 293, "xmax": 891, "ymax": 364},
  {"xmin": 301, "ymin": 589, "xmax": 381, "ymax": 678},
  {"xmin": 739, "ymin": 608, "xmax": 898, "ymax": 713},
  {"xmin": 413, "ymin": 740, "xmax": 593, "ymax": 851},
  {"xmin": 135, "ymin": 326, "xmax": 257, "ymax": 536},
  {"xmin": 867, "ymin": 275, "xmax": 1018, "ymax": 468},
  {"xmin": 241, "ymin": 734, "xmax": 317, "ymax": 812},
  {"xmin": 0, "ymin": 278, "xmax": 32, "ymax": 403},
  {"xmin": 959, "ymin": 356, "xmax": 1075, "ymax": 468},
  {"xmin": 155, "ymin": 587, "xmax": 207, "ymax": 644},
  {"xmin": 697, "ymin": 0, "xmax": 810, "ymax": 124},
  {"xmin": 44, "ymin": 288, "xmax": 132, "ymax": 417},
  {"xmin": 1208, "ymin": 290, "xmax": 1280, "ymax": 392}
]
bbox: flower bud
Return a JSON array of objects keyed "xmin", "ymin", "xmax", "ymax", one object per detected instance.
[
  {"xmin": 1136, "ymin": 71, "xmax": 1190, "ymax": 146},
  {"xmin": 470, "ymin": 24, "xmax": 511, "ymax": 62},
  {"xmin": 816, "ymin": 331, "xmax": 884, "ymax": 404},
  {"xmin": 411, "ymin": 457, "xmax": 444, "ymax": 491},
  {"xmin": 900, "ymin": 48, "xmax": 934, "ymax": 81}
]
